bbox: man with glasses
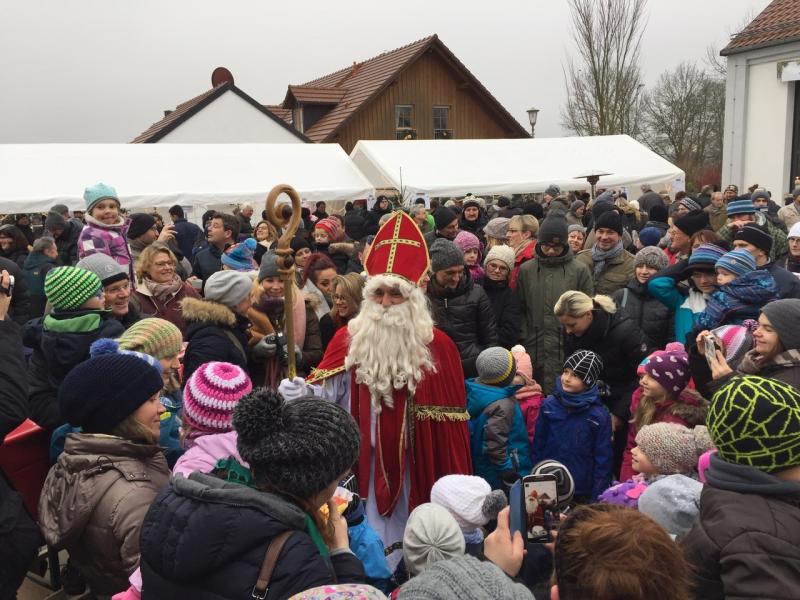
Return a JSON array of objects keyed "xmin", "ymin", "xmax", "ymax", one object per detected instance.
[
  {"xmin": 517, "ymin": 212, "xmax": 593, "ymax": 394},
  {"xmin": 77, "ymin": 253, "xmax": 140, "ymax": 329}
]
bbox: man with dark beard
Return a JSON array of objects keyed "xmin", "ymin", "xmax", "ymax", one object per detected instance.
[{"xmin": 294, "ymin": 211, "xmax": 473, "ymax": 568}]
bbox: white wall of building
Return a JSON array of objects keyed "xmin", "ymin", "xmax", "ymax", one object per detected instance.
[
  {"xmin": 722, "ymin": 40, "xmax": 800, "ymax": 196},
  {"xmin": 159, "ymin": 91, "xmax": 303, "ymax": 143}
]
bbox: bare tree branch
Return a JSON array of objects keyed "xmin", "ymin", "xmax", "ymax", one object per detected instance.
[{"xmin": 562, "ymin": 0, "xmax": 647, "ymax": 136}]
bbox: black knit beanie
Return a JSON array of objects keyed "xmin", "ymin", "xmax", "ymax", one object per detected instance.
[
  {"xmin": 673, "ymin": 210, "xmax": 710, "ymax": 237},
  {"xmin": 538, "ymin": 214, "xmax": 569, "ymax": 246},
  {"xmin": 734, "ymin": 224, "xmax": 773, "ymax": 255},
  {"xmin": 433, "ymin": 207, "xmax": 458, "ymax": 231},
  {"xmin": 594, "ymin": 210, "xmax": 623, "ymax": 236},
  {"xmin": 234, "ymin": 388, "xmax": 361, "ymax": 499},
  {"xmin": 648, "ymin": 204, "xmax": 669, "ymax": 224}
]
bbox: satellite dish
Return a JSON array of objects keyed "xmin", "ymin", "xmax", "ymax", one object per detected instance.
[{"xmin": 211, "ymin": 67, "xmax": 234, "ymax": 87}]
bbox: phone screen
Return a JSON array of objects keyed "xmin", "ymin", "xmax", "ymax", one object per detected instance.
[
  {"xmin": 703, "ymin": 335, "xmax": 718, "ymax": 364},
  {"xmin": 522, "ymin": 475, "xmax": 559, "ymax": 543}
]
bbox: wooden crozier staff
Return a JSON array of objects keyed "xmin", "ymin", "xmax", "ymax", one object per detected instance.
[{"xmin": 264, "ymin": 184, "xmax": 302, "ymax": 379}]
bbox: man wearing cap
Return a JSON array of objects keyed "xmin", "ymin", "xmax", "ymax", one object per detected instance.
[
  {"xmin": 723, "ymin": 184, "xmax": 738, "ymax": 202},
  {"xmin": 778, "ymin": 188, "xmax": 800, "ymax": 231},
  {"xmin": 426, "ymin": 238, "xmax": 497, "ymax": 378},
  {"xmin": 423, "ymin": 206, "xmax": 460, "ymax": 248},
  {"xmin": 668, "ymin": 209, "xmax": 710, "ymax": 264},
  {"xmin": 77, "ymin": 253, "xmax": 140, "ymax": 329},
  {"xmin": 518, "ymin": 213, "xmax": 593, "ymax": 394},
  {"xmin": 44, "ymin": 211, "xmax": 82, "ymax": 266},
  {"xmin": 718, "ymin": 198, "xmax": 788, "ymax": 261},
  {"xmin": 733, "ymin": 224, "xmax": 800, "ymax": 299},
  {"xmin": 303, "ymin": 211, "xmax": 472, "ymax": 569},
  {"xmin": 24, "ymin": 266, "xmax": 125, "ymax": 429},
  {"xmin": 576, "ymin": 209, "xmax": 634, "ymax": 295}
]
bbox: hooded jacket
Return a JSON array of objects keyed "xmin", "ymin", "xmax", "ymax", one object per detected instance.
[
  {"xmin": 22, "ymin": 251, "xmax": 57, "ymax": 318},
  {"xmin": 427, "ymin": 271, "xmax": 497, "ymax": 378},
  {"xmin": 181, "ymin": 296, "xmax": 249, "ymax": 382},
  {"xmin": 139, "ymin": 472, "xmax": 365, "ymax": 599},
  {"xmin": 24, "ymin": 309, "xmax": 125, "ymax": 429},
  {"xmin": 563, "ymin": 307, "xmax": 647, "ymax": 419},
  {"xmin": 619, "ymin": 387, "xmax": 709, "ymax": 481},
  {"xmin": 517, "ymin": 247, "xmax": 594, "ymax": 395},
  {"xmin": 681, "ymin": 454, "xmax": 800, "ymax": 600},
  {"xmin": 531, "ymin": 378, "xmax": 613, "ymax": 500},
  {"xmin": 38, "ymin": 434, "xmax": 170, "ymax": 597},
  {"xmin": 78, "ymin": 215, "xmax": 135, "ymax": 283},
  {"xmin": 51, "ymin": 219, "xmax": 82, "ymax": 266},
  {"xmin": 466, "ymin": 379, "xmax": 532, "ymax": 489}
]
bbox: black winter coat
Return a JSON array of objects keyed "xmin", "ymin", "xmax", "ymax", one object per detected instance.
[
  {"xmin": 172, "ymin": 218, "xmax": 204, "ymax": 263},
  {"xmin": 53, "ymin": 220, "xmax": 81, "ymax": 266},
  {"xmin": 182, "ymin": 297, "xmax": 249, "ymax": 383},
  {"xmin": 681, "ymin": 453, "xmax": 800, "ymax": 600},
  {"xmin": 24, "ymin": 309, "xmax": 125, "ymax": 429},
  {"xmin": 0, "ymin": 256, "xmax": 30, "ymax": 326},
  {"xmin": 344, "ymin": 209, "xmax": 368, "ymax": 242},
  {"xmin": 364, "ymin": 205, "xmax": 391, "ymax": 236},
  {"xmin": 427, "ymin": 271, "xmax": 498, "ymax": 378},
  {"xmin": 763, "ymin": 261, "xmax": 800, "ymax": 299},
  {"xmin": 611, "ymin": 279, "xmax": 674, "ymax": 354},
  {"xmin": 191, "ymin": 244, "xmax": 227, "ymax": 283},
  {"xmin": 140, "ymin": 472, "xmax": 365, "ymax": 600},
  {"xmin": 481, "ymin": 278, "xmax": 520, "ymax": 349},
  {"xmin": 563, "ymin": 307, "xmax": 647, "ymax": 418}
]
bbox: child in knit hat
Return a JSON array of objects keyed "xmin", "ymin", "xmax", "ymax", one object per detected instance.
[
  {"xmin": 694, "ymin": 248, "xmax": 778, "ymax": 331},
  {"xmin": 599, "ymin": 422, "xmax": 713, "ymax": 509},
  {"xmin": 77, "ymin": 182, "xmax": 135, "ymax": 284},
  {"xmin": 510, "ymin": 345, "xmax": 544, "ymax": 448},
  {"xmin": 466, "ymin": 347, "xmax": 533, "ymax": 490},
  {"xmin": 27, "ymin": 266, "xmax": 126, "ymax": 429},
  {"xmin": 682, "ymin": 375, "xmax": 800, "ymax": 599},
  {"xmin": 453, "ymin": 230, "xmax": 484, "ymax": 283},
  {"xmin": 531, "ymin": 350, "xmax": 613, "ymax": 501},
  {"xmin": 221, "ymin": 237, "xmax": 258, "ymax": 274},
  {"xmin": 620, "ymin": 342, "xmax": 708, "ymax": 481}
]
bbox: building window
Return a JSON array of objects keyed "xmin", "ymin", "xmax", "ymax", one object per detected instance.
[
  {"xmin": 433, "ymin": 106, "xmax": 452, "ymax": 139},
  {"xmin": 396, "ymin": 105, "xmax": 413, "ymax": 129}
]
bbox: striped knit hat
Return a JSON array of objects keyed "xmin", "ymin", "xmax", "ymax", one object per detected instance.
[
  {"xmin": 726, "ymin": 198, "xmax": 756, "ymax": 216},
  {"xmin": 44, "ymin": 266, "xmax": 102, "ymax": 310},
  {"xmin": 117, "ymin": 318, "xmax": 182, "ymax": 359},
  {"xmin": 476, "ymin": 347, "xmax": 517, "ymax": 388},
  {"xmin": 314, "ymin": 217, "xmax": 343, "ymax": 242},
  {"xmin": 687, "ymin": 243, "xmax": 726, "ymax": 273},
  {"xmin": 715, "ymin": 249, "xmax": 756, "ymax": 278},
  {"xmin": 708, "ymin": 375, "xmax": 800, "ymax": 472},
  {"xmin": 564, "ymin": 350, "xmax": 603, "ymax": 388},
  {"xmin": 183, "ymin": 362, "xmax": 253, "ymax": 436}
]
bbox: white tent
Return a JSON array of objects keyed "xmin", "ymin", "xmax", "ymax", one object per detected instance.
[
  {"xmin": 350, "ymin": 135, "xmax": 685, "ymax": 201},
  {"xmin": 0, "ymin": 143, "xmax": 374, "ymax": 216}
]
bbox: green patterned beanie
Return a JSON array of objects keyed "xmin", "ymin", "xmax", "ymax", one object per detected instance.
[
  {"xmin": 708, "ymin": 375, "xmax": 800, "ymax": 473},
  {"xmin": 44, "ymin": 266, "xmax": 102, "ymax": 310}
]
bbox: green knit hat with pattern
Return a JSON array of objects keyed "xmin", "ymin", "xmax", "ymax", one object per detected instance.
[
  {"xmin": 117, "ymin": 317, "xmax": 182, "ymax": 359},
  {"xmin": 44, "ymin": 266, "xmax": 102, "ymax": 310},
  {"xmin": 708, "ymin": 375, "xmax": 800, "ymax": 473}
]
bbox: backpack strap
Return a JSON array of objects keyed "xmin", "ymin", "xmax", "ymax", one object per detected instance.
[
  {"xmin": 252, "ymin": 530, "xmax": 293, "ymax": 599},
  {"xmin": 621, "ymin": 288, "xmax": 629, "ymax": 309},
  {"xmin": 222, "ymin": 329, "xmax": 246, "ymax": 361}
]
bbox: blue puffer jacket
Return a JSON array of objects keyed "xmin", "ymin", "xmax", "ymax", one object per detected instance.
[
  {"xmin": 531, "ymin": 378, "xmax": 613, "ymax": 501},
  {"xmin": 466, "ymin": 379, "xmax": 532, "ymax": 489},
  {"xmin": 695, "ymin": 270, "xmax": 778, "ymax": 330}
]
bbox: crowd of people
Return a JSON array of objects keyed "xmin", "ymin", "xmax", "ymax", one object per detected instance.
[{"xmin": 0, "ymin": 181, "xmax": 798, "ymax": 599}]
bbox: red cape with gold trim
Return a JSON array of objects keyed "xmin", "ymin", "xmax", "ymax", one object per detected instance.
[{"xmin": 307, "ymin": 326, "xmax": 349, "ymax": 384}]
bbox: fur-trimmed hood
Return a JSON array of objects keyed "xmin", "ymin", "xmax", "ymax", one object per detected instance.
[
  {"xmin": 180, "ymin": 296, "xmax": 236, "ymax": 327},
  {"xmin": 668, "ymin": 390, "xmax": 709, "ymax": 426},
  {"xmin": 328, "ymin": 242, "xmax": 355, "ymax": 257}
]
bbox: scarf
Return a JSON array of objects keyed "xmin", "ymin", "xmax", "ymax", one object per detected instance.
[
  {"xmin": 590, "ymin": 239, "xmax": 624, "ymax": 276},
  {"xmin": 144, "ymin": 274, "xmax": 183, "ymax": 303},
  {"xmin": 554, "ymin": 375, "xmax": 601, "ymax": 410}
]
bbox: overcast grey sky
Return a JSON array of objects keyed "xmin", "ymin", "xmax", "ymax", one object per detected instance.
[{"xmin": 0, "ymin": 0, "xmax": 769, "ymax": 143}]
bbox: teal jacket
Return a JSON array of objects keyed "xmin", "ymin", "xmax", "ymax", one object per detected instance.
[
  {"xmin": 466, "ymin": 378, "xmax": 532, "ymax": 489},
  {"xmin": 647, "ymin": 259, "xmax": 708, "ymax": 346}
]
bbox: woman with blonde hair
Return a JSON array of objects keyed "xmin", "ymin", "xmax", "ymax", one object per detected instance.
[
  {"xmin": 506, "ymin": 214, "xmax": 538, "ymax": 289},
  {"xmin": 248, "ymin": 252, "xmax": 322, "ymax": 388},
  {"xmin": 132, "ymin": 242, "xmax": 199, "ymax": 335},
  {"xmin": 319, "ymin": 273, "xmax": 365, "ymax": 351},
  {"xmin": 555, "ymin": 290, "xmax": 648, "ymax": 472},
  {"xmin": 253, "ymin": 219, "xmax": 278, "ymax": 265}
]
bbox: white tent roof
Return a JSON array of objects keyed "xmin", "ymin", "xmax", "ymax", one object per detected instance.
[
  {"xmin": 0, "ymin": 143, "xmax": 374, "ymax": 213},
  {"xmin": 350, "ymin": 135, "xmax": 684, "ymax": 200}
]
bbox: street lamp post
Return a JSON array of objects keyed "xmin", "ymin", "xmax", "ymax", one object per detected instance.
[{"xmin": 526, "ymin": 107, "xmax": 539, "ymax": 138}]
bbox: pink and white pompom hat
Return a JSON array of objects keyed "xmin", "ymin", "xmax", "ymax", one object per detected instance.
[{"xmin": 183, "ymin": 362, "xmax": 253, "ymax": 434}]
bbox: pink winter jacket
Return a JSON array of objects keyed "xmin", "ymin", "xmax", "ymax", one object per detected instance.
[
  {"xmin": 512, "ymin": 345, "xmax": 544, "ymax": 448},
  {"xmin": 78, "ymin": 215, "xmax": 134, "ymax": 283},
  {"xmin": 172, "ymin": 430, "xmax": 249, "ymax": 477}
]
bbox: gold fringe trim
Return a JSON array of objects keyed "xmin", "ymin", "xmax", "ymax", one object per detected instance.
[
  {"xmin": 307, "ymin": 365, "xmax": 346, "ymax": 383},
  {"xmin": 413, "ymin": 405, "xmax": 470, "ymax": 422}
]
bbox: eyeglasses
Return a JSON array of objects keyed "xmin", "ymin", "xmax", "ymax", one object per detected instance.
[
  {"xmin": 153, "ymin": 261, "xmax": 175, "ymax": 269},
  {"xmin": 486, "ymin": 263, "xmax": 509, "ymax": 272},
  {"xmin": 332, "ymin": 294, "xmax": 348, "ymax": 302},
  {"xmin": 507, "ymin": 228, "xmax": 521, "ymax": 233}
]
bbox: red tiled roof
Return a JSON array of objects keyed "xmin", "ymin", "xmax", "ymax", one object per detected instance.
[
  {"xmin": 132, "ymin": 84, "xmax": 226, "ymax": 143},
  {"xmin": 284, "ymin": 34, "xmax": 528, "ymax": 143},
  {"xmin": 722, "ymin": 0, "xmax": 800, "ymax": 55},
  {"xmin": 264, "ymin": 105, "xmax": 292, "ymax": 125},
  {"xmin": 284, "ymin": 86, "xmax": 348, "ymax": 106}
]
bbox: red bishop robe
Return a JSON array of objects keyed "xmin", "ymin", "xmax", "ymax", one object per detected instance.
[{"xmin": 309, "ymin": 327, "xmax": 473, "ymax": 517}]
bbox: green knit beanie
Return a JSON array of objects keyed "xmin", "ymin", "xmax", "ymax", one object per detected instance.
[
  {"xmin": 117, "ymin": 317, "xmax": 182, "ymax": 359},
  {"xmin": 44, "ymin": 266, "xmax": 102, "ymax": 310},
  {"xmin": 708, "ymin": 375, "xmax": 800, "ymax": 473}
]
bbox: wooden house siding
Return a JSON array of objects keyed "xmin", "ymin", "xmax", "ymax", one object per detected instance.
[{"xmin": 333, "ymin": 50, "xmax": 517, "ymax": 153}]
